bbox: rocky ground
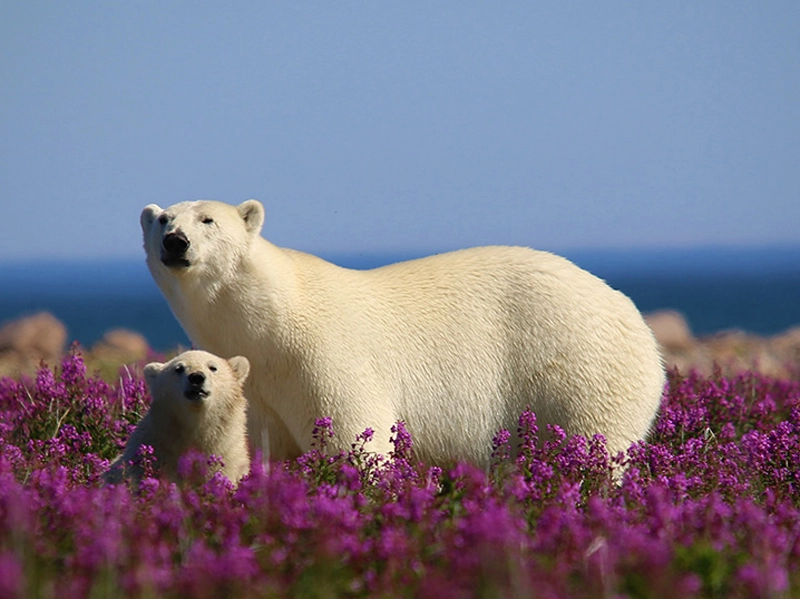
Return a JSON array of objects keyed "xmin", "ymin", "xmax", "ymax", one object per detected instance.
[
  {"xmin": 1, "ymin": 310, "xmax": 800, "ymax": 382},
  {"xmin": 644, "ymin": 310, "xmax": 800, "ymax": 380},
  {"xmin": 0, "ymin": 312, "xmax": 179, "ymax": 381}
]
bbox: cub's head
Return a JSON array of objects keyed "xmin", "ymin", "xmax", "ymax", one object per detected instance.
[
  {"xmin": 140, "ymin": 199, "xmax": 265, "ymax": 279},
  {"xmin": 144, "ymin": 350, "xmax": 250, "ymax": 424}
]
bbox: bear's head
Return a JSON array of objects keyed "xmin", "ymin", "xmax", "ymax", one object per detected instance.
[
  {"xmin": 144, "ymin": 350, "xmax": 250, "ymax": 428},
  {"xmin": 140, "ymin": 199, "xmax": 265, "ymax": 281}
]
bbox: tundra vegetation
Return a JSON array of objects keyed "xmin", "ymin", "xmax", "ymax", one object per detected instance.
[{"xmin": 1, "ymin": 349, "xmax": 800, "ymax": 598}]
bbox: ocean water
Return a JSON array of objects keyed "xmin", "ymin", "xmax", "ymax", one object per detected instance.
[{"xmin": 1, "ymin": 246, "xmax": 799, "ymax": 352}]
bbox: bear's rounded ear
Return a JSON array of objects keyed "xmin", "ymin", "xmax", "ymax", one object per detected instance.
[
  {"xmin": 143, "ymin": 362, "xmax": 165, "ymax": 389},
  {"xmin": 238, "ymin": 200, "xmax": 265, "ymax": 235},
  {"xmin": 228, "ymin": 356, "xmax": 251, "ymax": 384},
  {"xmin": 141, "ymin": 204, "xmax": 163, "ymax": 232}
]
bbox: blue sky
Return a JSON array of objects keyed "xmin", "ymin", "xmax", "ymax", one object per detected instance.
[{"xmin": 2, "ymin": 2, "xmax": 799, "ymax": 262}]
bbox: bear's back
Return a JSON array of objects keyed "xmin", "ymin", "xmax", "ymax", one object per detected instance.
[{"xmin": 283, "ymin": 245, "xmax": 663, "ymax": 463}]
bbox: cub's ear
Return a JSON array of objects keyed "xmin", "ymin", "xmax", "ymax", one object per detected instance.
[
  {"xmin": 143, "ymin": 362, "xmax": 165, "ymax": 391},
  {"xmin": 141, "ymin": 204, "xmax": 163, "ymax": 232},
  {"xmin": 228, "ymin": 356, "xmax": 251, "ymax": 385},
  {"xmin": 238, "ymin": 200, "xmax": 265, "ymax": 235}
]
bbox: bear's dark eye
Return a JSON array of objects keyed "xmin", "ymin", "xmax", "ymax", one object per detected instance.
[
  {"xmin": 158, "ymin": 214, "xmax": 168, "ymax": 225},
  {"xmin": 201, "ymin": 216, "xmax": 214, "ymax": 225},
  {"xmin": 175, "ymin": 365, "xmax": 185, "ymax": 374},
  {"xmin": 209, "ymin": 364, "xmax": 218, "ymax": 372}
]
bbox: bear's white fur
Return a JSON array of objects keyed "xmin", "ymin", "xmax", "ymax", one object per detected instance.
[
  {"xmin": 141, "ymin": 199, "xmax": 665, "ymax": 467},
  {"xmin": 106, "ymin": 350, "xmax": 251, "ymax": 483}
]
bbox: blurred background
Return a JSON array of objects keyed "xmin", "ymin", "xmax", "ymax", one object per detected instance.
[{"xmin": 1, "ymin": 3, "xmax": 799, "ymax": 371}]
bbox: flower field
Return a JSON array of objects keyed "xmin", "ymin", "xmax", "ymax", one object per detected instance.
[{"xmin": 2, "ymin": 351, "xmax": 800, "ymax": 598}]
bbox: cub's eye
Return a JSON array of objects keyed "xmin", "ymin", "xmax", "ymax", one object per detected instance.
[
  {"xmin": 158, "ymin": 214, "xmax": 168, "ymax": 225},
  {"xmin": 201, "ymin": 216, "xmax": 214, "ymax": 224},
  {"xmin": 175, "ymin": 365, "xmax": 185, "ymax": 374},
  {"xmin": 209, "ymin": 364, "xmax": 218, "ymax": 372}
]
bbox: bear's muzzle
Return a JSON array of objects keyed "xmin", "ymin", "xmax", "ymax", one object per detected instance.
[
  {"xmin": 161, "ymin": 231, "xmax": 191, "ymax": 268},
  {"xmin": 184, "ymin": 371, "xmax": 209, "ymax": 401}
]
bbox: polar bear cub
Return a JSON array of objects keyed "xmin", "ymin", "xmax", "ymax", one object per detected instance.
[
  {"xmin": 141, "ymin": 199, "xmax": 665, "ymax": 467},
  {"xmin": 106, "ymin": 350, "xmax": 251, "ymax": 484}
]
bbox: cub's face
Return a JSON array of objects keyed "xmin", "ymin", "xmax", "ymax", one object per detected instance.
[
  {"xmin": 140, "ymin": 199, "xmax": 265, "ymax": 279},
  {"xmin": 144, "ymin": 350, "xmax": 250, "ymax": 422}
]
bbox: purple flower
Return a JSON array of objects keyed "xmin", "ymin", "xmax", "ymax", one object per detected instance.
[
  {"xmin": 389, "ymin": 421, "xmax": 413, "ymax": 460},
  {"xmin": 5, "ymin": 359, "xmax": 800, "ymax": 596}
]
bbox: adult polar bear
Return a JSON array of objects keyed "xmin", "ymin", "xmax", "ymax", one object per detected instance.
[{"xmin": 141, "ymin": 199, "xmax": 664, "ymax": 466}]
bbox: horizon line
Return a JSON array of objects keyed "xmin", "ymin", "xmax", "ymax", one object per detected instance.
[{"xmin": 2, "ymin": 240, "xmax": 800, "ymax": 267}]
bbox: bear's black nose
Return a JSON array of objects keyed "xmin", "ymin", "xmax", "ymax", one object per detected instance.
[
  {"xmin": 163, "ymin": 232, "xmax": 190, "ymax": 255},
  {"xmin": 188, "ymin": 372, "xmax": 205, "ymax": 386}
]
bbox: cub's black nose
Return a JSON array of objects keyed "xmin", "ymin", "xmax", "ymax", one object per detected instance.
[
  {"xmin": 163, "ymin": 232, "xmax": 190, "ymax": 254},
  {"xmin": 188, "ymin": 372, "xmax": 205, "ymax": 386}
]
